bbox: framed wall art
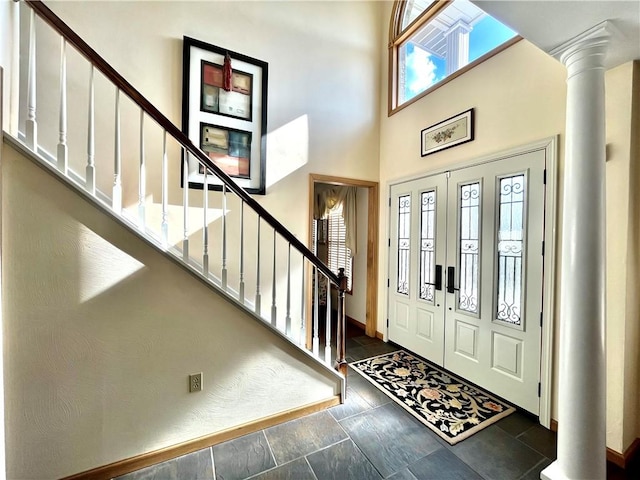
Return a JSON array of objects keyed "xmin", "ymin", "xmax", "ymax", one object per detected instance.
[
  {"xmin": 421, "ymin": 108, "xmax": 474, "ymax": 156},
  {"xmin": 182, "ymin": 36, "xmax": 268, "ymax": 194}
]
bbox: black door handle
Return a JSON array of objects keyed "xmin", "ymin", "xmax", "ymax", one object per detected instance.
[
  {"xmin": 447, "ymin": 266, "xmax": 456, "ymax": 294},
  {"xmin": 435, "ymin": 265, "xmax": 442, "ymax": 291}
]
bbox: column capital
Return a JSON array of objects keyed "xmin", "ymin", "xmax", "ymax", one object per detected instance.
[
  {"xmin": 550, "ymin": 21, "xmax": 618, "ymax": 73},
  {"xmin": 443, "ymin": 19, "xmax": 472, "ymax": 37}
]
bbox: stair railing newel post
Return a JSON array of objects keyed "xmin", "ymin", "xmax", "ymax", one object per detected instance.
[{"xmin": 334, "ymin": 268, "xmax": 348, "ymax": 377}]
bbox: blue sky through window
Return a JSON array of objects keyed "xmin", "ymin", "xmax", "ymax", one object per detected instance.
[
  {"xmin": 403, "ymin": 43, "xmax": 446, "ymax": 102},
  {"xmin": 400, "ymin": 3, "xmax": 517, "ymax": 104},
  {"xmin": 469, "ymin": 16, "xmax": 516, "ymax": 62}
]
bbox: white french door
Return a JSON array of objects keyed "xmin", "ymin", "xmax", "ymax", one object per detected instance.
[
  {"xmin": 388, "ymin": 149, "xmax": 545, "ymax": 414},
  {"xmin": 388, "ymin": 174, "xmax": 447, "ymax": 366}
]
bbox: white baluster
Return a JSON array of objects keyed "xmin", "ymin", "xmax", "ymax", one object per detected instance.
[
  {"xmin": 182, "ymin": 150, "xmax": 189, "ymax": 263},
  {"xmin": 112, "ymin": 89, "xmax": 121, "ymax": 212},
  {"xmin": 255, "ymin": 218, "xmax": 261, "ymax": 315},
  {"xmin": 271, "ymin": 229, "xmax": 277, "ymax": 327},
  {"xmin": 203, "ymin": 169, "xmax": 209, "ymax": 276},
  {"xmin": 285, "ymin": 243, "xmax": 292, "ymax": 336},
  {"xmin": 86, "ymin": 65, "xmax": 95, "ymax": 195},
  {"xmin": 300, "ymin": 257, "xmax": 306, "ymax": 346},
  {"xmin": 221, "ymin": 184, "xmax": 228, "ymax": 290},
  {"xmin": 313, "ymin": 268, "xmax": 319, "ymax": 355},
  {"xmin": 325, "ymin": 273, "xmax": 332, "ymax": 365},
  {"xmin": 138, "ymin": 110, "xmax": 146, "ymax": 231},
  {"xmin": 26, "ymin": 8, "xmax": 37, "ymax": 150},
  {"xmin": 239, "ymin": 201, "xmax": 245, "ymax": 303},
  {"xmin": 161, "ymin": 130, "xmax": 168, "ymax": 247},
  {"xmin": 57, "ymin": 38, "xmax": 67, "ymax": 174},
  {"xmin": 9, "ymin": 0, "xmax": 19, "ymax": 135}
]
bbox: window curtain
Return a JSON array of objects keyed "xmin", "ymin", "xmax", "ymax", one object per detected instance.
[{"xmin": 313, "ymin": 185, "xmax": 357, "ymax": 256}]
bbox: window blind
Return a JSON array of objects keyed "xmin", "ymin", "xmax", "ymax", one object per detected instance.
[{"xmin": 327, "ymin": 204, "xmax": 353, "ymax": 292}]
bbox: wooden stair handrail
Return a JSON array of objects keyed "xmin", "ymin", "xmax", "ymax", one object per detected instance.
[{"xmin": 24, "ymin": 0, "xmax": 341, "ymax": 287}]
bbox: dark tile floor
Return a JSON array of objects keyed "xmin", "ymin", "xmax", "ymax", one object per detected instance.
[{"xmin": 115, "ymin": 330, "xmax": 637, "ymax": 480}]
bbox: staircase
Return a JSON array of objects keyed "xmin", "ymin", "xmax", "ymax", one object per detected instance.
[{"xmin": 0, "ymin": 1, "xmax": 348, "ymax": 478}]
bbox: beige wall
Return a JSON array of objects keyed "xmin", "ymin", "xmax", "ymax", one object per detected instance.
[
  {"xmin": 4, "ymin": 0, "xmax": 639, "ymax": 467},
  {"xmin": 18, "ymin": 0, "xmax": 383, "ymax": 335},
  {"xmin": 41, "ymin": 0, "xmax": 382, "ymax": 228},
  {"xmin": 604, "ymin": 61, "xmax": 640, "ymax": 453},
  {"xmin": 622, "ymin": 60, "xmax": 640, "ymax": 451},
  {"xmin": 378, "ymin": 0, "xmax": 566, "ymax": 412},
  {"xmin": 632, "ymin": 61, "xmax": 640, "ymax": 451},
  {"xmin": 378, "ymin": 1, "xmax": 640, "ymax": 454},
  {"xmin": 1, "ymin": 141, "xmax": 342, "ymax": 479},
  {"xmin": 345, "ymin": 187, "xmax": 369, "ymax": 324}
]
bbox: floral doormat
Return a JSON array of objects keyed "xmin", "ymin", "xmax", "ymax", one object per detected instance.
[{"xmin": 350, "ymin": 350, "xmax": 515, "ymax": 445}]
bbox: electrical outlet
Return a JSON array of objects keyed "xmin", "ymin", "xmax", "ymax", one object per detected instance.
[{"xmin": 189, "ymin": 373, "xmax": 202, "ymax": 392}]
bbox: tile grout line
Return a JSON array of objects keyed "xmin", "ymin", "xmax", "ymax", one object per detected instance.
[
  {"xmin": 261, "ymin": 429, "xmax": 278, "ymax": 468},
  {"xmin": 257, "ymin": 414, "xmax": 352, "ymax": 475},
  {"xmin": 209, "ymin": 446, "xmax": 216, "ymax": 480},
  {"xmin": 444, "ymin": 426, "xmax": 548, "ymax": 480},
  {"xmin": 328, "ymin": 389, "xmax": 381, "ymax": 423},
  {"xmin": 336, "ymin": 402, "xmax": 420, "ymax": 479},
  {"xmin": 514, "ymin": 424, "xmax": 536, "ymax": 440},
  {"xmin": 509, "ymin": 426, "xmax": 556, "ymax": 461},
  {"xmin": 517, "ymin": 457, "xmax": 551, "ymax": 480},
  {"xmin": 303, "ymin": 456, "xmax": 320, "ymax": 480},
  {"xmin": 342, "ymin": 432, "xmax": 388, "ymax": 479},
  {"xmin": 249, "ymin": 437, "xmax": 356, "ymax": 479}
]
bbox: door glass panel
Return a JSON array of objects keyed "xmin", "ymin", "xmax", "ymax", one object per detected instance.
[
  {"xmin": 419, "ymin": 190, "xmax": 436, "ymax": 302},
  {"xmin": 458, "ymin": 182, "xmax": 480, "ymax": 314},
  {"xmin": 496, "ymin": 174, "xmax": 525, "ymax": 325},
  {"xmin": 397, "ymin": 195, "xmax": 411, "ymax": 295}
]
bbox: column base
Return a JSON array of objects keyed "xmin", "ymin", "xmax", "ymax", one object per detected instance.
[{"xmin": 540, "ymin": 461, "xmax": 567, "ymax": 480}]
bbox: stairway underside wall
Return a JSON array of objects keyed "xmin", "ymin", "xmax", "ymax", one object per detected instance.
[{"xmin": 1, "ymin": 141, "xmax": 341, "ymax": 479}]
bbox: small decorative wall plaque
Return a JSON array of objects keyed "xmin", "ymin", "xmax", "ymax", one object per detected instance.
[{"xmin": 421, "ymin": 108, "xmax": 474, "ymax": 156}]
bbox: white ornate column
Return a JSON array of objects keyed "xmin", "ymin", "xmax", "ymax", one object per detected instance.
[
  {"xmin": 541, "ymin": 22, "xmax": 613, "ymax": 480},
  {"xmin": 444, "ymin": 20, "xmax": 471, "ymax": 75}
]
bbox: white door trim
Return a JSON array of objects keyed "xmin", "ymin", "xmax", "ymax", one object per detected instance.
[{"xmin": 384, "ymin": 136, "xmax": 558, "ymax": 428}]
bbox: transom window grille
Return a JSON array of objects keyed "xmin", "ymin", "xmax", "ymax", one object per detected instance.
[
  {"xmin": 397, "ymin": 195, "xmax": 411, "ymax": 295},
  {"xmin": 496, "ymin": 174, "xmax": 526, "ymax": 325},
  {"xmin": 458, "ymin": 182, "xmax": 480, "ymax": 314},
  {"xmin": 419, "ymin": 190, "xmax": 436, "ymax": 302},
  {"xmin": 389, "ymin": 0, "xmax": 518, "ymax": 112}
]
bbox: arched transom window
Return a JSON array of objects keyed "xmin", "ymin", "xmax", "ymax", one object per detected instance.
[{"xmin": 389, "ymin": 0, "xmax": 519, "ymax": 113}]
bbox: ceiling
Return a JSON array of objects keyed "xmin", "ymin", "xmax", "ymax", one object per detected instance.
[{"xmin": 473, "ymin": 1, "xmax": 640, "ymax": 69}]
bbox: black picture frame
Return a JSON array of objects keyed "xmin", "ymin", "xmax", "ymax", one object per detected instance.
[
  {"xmin": 182, "ymin": 36, "xmax": 268, "ymax": 194},
  {"xmin": 420, "ymin": 108, "xmax": 474, "ymax": 156}
]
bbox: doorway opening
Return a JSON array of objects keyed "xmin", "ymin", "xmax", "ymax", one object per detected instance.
[{"xmin": 308, "ymin": 174, "xmax": 379, "ymax": 341}]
